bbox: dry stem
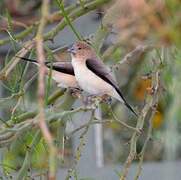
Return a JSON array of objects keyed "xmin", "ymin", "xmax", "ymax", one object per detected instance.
[
  {"xmin": 35, "ymin": 0, "xmax": 57, "ymax": 179},
  {"xmin": 120, "ymin": 67, "xmax": 161, "ymax": 180}
]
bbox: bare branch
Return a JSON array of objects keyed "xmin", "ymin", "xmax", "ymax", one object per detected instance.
[
  {"xmin": 112, "ymin": 45, "xmax": 154, "ymax": 70},
  {"xmin": 35, "ymin": 0, "xmax": 57, "ymax": 179},
  {"xmin": 109, "ymin": 106, "xmax": 141, "ymax": 133},
  {"xmin": 120, "ymin": 65, "xmax": 161, "ymax": 180},
  {"xmin": 0, "ymin": 40, "xmax": 34, "ymax": 80}
]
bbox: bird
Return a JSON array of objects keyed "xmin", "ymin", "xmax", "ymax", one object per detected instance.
[
  {"xmin": 16, "ymin": 56, "xmax": 79, "ymax": 89},
  {"xmin": 68, "ymin": 41, "xmax": 138, "ymax": 116}
]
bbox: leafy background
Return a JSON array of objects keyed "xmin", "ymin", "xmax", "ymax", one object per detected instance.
[{"xmin": 0, "ymin": 0, "xmax": 180, "ymax": 179}]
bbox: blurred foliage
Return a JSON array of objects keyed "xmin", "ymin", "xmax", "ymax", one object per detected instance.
[{"xmin": 0, "ymin": 0, "xmax": 181, "ymax": 179}]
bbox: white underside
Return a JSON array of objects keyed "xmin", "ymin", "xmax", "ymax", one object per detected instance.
[
  {"xmin": 72, "ymin": 58, "xmax": 124, "ymax": 103},
  {"xmin": 51, "ymin": 70, "xmax": 78, "ymax": 88}
]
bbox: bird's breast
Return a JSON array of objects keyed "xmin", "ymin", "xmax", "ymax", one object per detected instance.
[{"xmin": 72, "ymin": 58, "xmax": 113, "ymax": 95}]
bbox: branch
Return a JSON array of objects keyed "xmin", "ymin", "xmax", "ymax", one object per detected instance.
[
  {"xmin": 16, "ymin": 131, "xmax": 41, "ymax": 180},
  {"xmin": 35, "ymin": 0, "xmax": 57, "ymax": 179},
  {"xmin": 56, "ymin": 0, "xmax": 82, "ymax": 40},
  {"xmin": 0, "ymin": 1, "xmax": 86, "ymax": 46},
  {"xmin": 0, "ymin": 0, "xmax": 111, "ymax": 80},
  {"xmin": 47, "ymin": 89, "xmax": 66, "ymax": 105},
  {"xmin": 0, "ymin": 26, "xmax": 34, "ymax": 46},
  {"xmin": 108, "ymin": 106, "xmax": 141, "ymax": 133},
  {"xmin": 44, "ymin": 0, "xmax": 111, "ymax": 41},
  {"xmin": 113, "ymin": 45, "xmax": 154, "ymax": 69},
  {"xmin": 120, "ymin": 65, "xmax": 161, "ymax": 180},
  {"xmin": 0, "ymin": 40, "xmax": 34, "ymax": 80},
  {"xmin": 1, "ymin": 89, "xmax": 66, "ymax": 127},
  {"xmin": 66, "ymin": 110, "xmax": 95, "ymax": 179},
  {"xmin": 0, "ymin": 104, "xmax": 95, "ymax": 148},
  {"xmin": 134, "ymin": 65, "xmax": 161, "ymax": 180},
  {"xmin": 134, "ymin": 109, "xmax": 155, "ymax": 180},
  {"xmin": 67, "ymin": 119, "xmax": 111, "ymax": 138}
]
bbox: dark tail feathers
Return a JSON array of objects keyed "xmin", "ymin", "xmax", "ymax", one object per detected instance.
[
  {"xmin": 115, "ymin": 87, "xmax": 138, "ymax": 117},
  {"xmin": 124, "ymin": 101, "xmax": 138, "ymax": 117},
  {"xmin": 16, "ymin": 56, "xmax": 50, "ymax": 65}
]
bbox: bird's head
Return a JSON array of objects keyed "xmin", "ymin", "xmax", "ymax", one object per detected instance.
[{"xmin": 67, "ymin": 41, "xmax": 96, "ymax": 60}]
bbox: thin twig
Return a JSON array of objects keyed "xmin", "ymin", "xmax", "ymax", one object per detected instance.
[
  {"xmin": 11, "ymin": 96, "xmax": 22, "ymax": 116},
  {"xmin": 0, "ymin": 26, "xmax": 34, "ymax": 46},
  {"xmin": 16, "ymin": 131, "xmax": 41, "ymax": 180},
  {"xmin": 56, "ymin": 0, "xmax": 82, "ymax": 40},
  {"xmin": 108, "ymin": 106, "xmax": 140, "ymax": 133},
  {"xmin": 67, "ymin": 119, "xmax": 111, "ymax": 138},
  {"xmin": 134, "ymin": 70, "xmax": 160, "ymax": 180},
  {"xmin": 1, "ymin": 89, "xmax": 65, "ymax": 127},
  {"xmin": 35, "ymin": 0, "xmax": 57, "ymax": 179},
  {"xmin": 113, "ymin": 45, "xmax": 154, "ymax": 69},
  {"xmin": 0, "ymin": 2, "xmax": 80, "ymax": 46},
  {"xmin": 66, "ymin": 110, "xmax": 95, "ymax": 179},
  {"xmin": 134, "ymin": 112, "xmax": 154, "ymax": 180},
  {"xmin": 0, "ymin": 0, "xmax": 110, "ymax": 79},
  {"xmin": 120, "ymin": 68, "xmax": 161, "ymax": 180},
  {"xmin": 44, "ymin": 0, "xmax": 110, "ymax": 41},
  {"xmin": 79, "ymin": 0, "xmax": 86, "ymax": 9},
  {"xmin": 0, "ymin": 40, "xmax": 34, "ymax": 80}
]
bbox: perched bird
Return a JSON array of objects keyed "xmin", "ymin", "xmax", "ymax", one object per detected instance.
[
  {"xmin": 17, "ymin": 56, "xmax": 79, "ymax": 89},
  {"xmin": 68, "ymin": 41, "xmax": 137, "ymax": 116}
]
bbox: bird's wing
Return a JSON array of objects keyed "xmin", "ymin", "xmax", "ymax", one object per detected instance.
[
  {"xmin": 86, "ymin": 58, "xmax": 119, "ymax": 90},
  {"xmin": 86, "ymin": 58, "xmax": 137, "ymax": 116},
  {"xmin": 46, "ymin": 62, "xmax": 74, "ymax": 75},
  {"xmin": 17, "ymin": 56, "xmax": 75, "ymax": 75}
]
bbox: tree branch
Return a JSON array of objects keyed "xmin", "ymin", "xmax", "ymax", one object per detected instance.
[
  {"xmin": 120, "ymin": 65, "xmax": 161, "ymax": 180},
  {"xmin": 0, "ymin": 0, "xmax": 111, "ymax": 81},
  {"xmin": 35, "ymin": 0, "xmax": 57, "ymax": 179},
  {"xmin": 44, "ymin": 0, "xmax": 111, "ymax": 41},
  {"xmin": 0, "ymin": 40, "xmax": 34, "ymax": 80}
]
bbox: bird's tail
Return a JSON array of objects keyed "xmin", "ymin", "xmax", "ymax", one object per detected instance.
[
  {"xmin": 113, "ymin": 87, "xmax": 138, "ymax": 117},
  {"xmin": 16, "ymin": 56, "xmax": 50, "ymax": 66},
  {"xmin": 124, "ymin": 101, "xmax": 138, "ymax": 117},
  {"xmin": 16, "ymin": 56, "xmax": 38, "ymax": 64}
]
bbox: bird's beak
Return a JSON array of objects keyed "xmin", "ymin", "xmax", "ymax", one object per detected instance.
[{"xmin": 67, "ymin": 45, "xmax": 76, "ymax": 54}]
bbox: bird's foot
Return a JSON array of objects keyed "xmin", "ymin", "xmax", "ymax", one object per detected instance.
[
  {"xmin": 100, "ymin": 94, "xmax": 112, "ymax": 105},
  {"xmin": 83, "ymin": 95, "xmax": 97, "ymax": 105},
  {"xmin": 82, "ymin": 94, "xmax": 112, "ymax": 107},
  {"xmin": 70, "ymin": 88, "xmax": 82, "ymax": 98}
]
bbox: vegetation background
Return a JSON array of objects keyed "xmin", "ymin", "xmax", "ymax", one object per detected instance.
[{"xmin": 0, "ymin": 0, "xmax": 180, "ymax": 179}]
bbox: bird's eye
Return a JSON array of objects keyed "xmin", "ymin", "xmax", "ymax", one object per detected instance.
[{"xmin": 78, "ymin": 47, "xmax": 81, "ymax": 50}]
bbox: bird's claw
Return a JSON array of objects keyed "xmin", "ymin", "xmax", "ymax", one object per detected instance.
[{"xmin": 70, "ymin": 88, "xmax": 82, "ymax": 98}]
